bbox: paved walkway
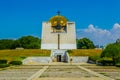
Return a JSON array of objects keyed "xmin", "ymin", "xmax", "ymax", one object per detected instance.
[
  {"xmin": 29, "ymin": 63, "xmax": 114, "ymax": 80},
  {"xmin": 27, "ymin": 66, "xmax": 49, "ymax": 80},
  {"xmin": 34, "ymin": 77, "xmax": 105, "ymax": 80},
  {"xmin": 0, "ymin": 63, "xmax": 115, "ymax": 80}
]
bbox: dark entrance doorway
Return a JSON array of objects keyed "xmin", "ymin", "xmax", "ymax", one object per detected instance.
[{"xmin": 57, "ymin": 55, "xmax": 61, "ymax": 62}]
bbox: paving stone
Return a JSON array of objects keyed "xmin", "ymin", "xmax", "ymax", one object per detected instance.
[
  {"xmin": 40, "ymin": 65, "xmax": 96, "ymax": 78},
  {"xmin": 0, "ymin": 65, "xmax": 45, "ymax": 80}
]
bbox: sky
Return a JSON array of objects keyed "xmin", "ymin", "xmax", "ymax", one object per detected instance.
[{"xmin": 0, "ymin": 0, "xmax": 120, "ymax": 46}]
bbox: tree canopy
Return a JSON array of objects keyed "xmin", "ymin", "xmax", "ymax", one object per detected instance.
[
  {"xmin": 77, "ymin": 38, "xmax": 95, "ymax": 49},
  {"xmin": 16, "ymin": 36, "xmax": 40, "ymax": 49},
  {"xmin": 116, "ymin": 38, "xmax": 120, "ymax": 44},
  {"xmin": 0, "ymin": 39, "xmax": 14, "ymax": 50},
  {"xmin": 0, "ymin": 36, "xmax": 41, "ymax": 49},
  {"xmin": 101, "ymin": 43, "xmax": 120, "ymax": 65},
  {"xmin": 101, "ymin": 44, "xmax": 120, "ymax": 58}
]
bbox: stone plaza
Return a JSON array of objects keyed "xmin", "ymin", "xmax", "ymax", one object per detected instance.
[{"xmin": 0, "ymin": 63, "xmax": 119, "ymax": 80}]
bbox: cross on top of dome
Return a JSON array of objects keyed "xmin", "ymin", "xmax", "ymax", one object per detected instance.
[{"xmin": 57, "ymin": 11, "xmax": 60, "ymax": 15}]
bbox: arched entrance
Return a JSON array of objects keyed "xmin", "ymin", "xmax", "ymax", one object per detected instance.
[{"xmin": 57, "ymin": 55, "xmax": 61, "ymax": 62}]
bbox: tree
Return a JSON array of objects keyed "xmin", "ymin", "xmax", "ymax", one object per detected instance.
[
  {"xmin": 0, "ymin": 35, "xmax": 41, "ymax": 49},
  {"xmin": 77, "ymin": 38, "xmax": 95, "ymax": 49},
  {"xmin": 11, "ymin": 40, "xmax": 22, "ymax": 49},
  {"xmin": 101, "ymin": 44, "xmax": 120, "ymax": 65},
  {"xmin": 0, "ymin": 39, "xmax": 15, "ymax": 49},
  {"xmin": 17, "ymin": 36, "xmax": 40, "ymax": 49},
  {"xmin": 116, "ymin": 38, "xmax": 120, "ymax": 44}
]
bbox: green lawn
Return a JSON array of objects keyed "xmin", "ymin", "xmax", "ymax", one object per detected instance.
[
  {"xmin": 0, "ymin": 49, "xmax": 102, "ymax": 61},
  {"xmin": 69, "ymin": 49, "xmax": 102, "ymax": 56},
  {"xmin": 0, "ymin": 49, "xmax": 50, "ymax": 61}
]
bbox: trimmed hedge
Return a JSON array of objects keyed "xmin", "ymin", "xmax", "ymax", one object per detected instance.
[
  {"xmin": 116, "ymin": 57, "xmax": 120, "ymax": 63},
  {"xmin": 9, "ymin": 61, "xmax": 22, "ymax": 65},
  {"xmin": 0, "ymin": 60, "xmax": 7, "ymax": 64},
  {"xmin": 116, "ymin": 64, "xmax": 120, "ymax": 67},
  {"xmin": 89, "ymin": 56, "xmax": 100, "ymax": 61},
  {"xmin": 97, "ymin": 59, "xmax": 113, "ymax": 66},
  {"xmin": 0, "ymin": 64, "xmax": 10, "ymax": 68}
]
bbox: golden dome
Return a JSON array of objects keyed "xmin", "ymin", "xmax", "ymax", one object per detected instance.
[{"xmin": 49, "ymin": 15, "xmax": 68, "ymax": 27}]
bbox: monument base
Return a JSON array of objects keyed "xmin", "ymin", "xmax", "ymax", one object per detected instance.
[{"xmin": 50, "ymin": 49, "xmax": 70, "ymax": 63}]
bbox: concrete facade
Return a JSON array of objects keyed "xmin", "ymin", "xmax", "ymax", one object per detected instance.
[
  {"xmin": 22, "ymin": 57, "xmax": 51, "ymax": 64},
  {"xmin": 72, "ymin": 56, "xmax": 89, "ymax": 63},
  {"xmin": 41, "ymin": 22, "xmax": 76, "ymax": 49}
]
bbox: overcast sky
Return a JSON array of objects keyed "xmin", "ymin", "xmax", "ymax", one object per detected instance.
[{"xmin": 0, "ymin": 0, "xmax": 120, "ymax": 45}]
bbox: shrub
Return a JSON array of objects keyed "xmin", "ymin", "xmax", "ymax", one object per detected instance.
[
  {"xmin": 116, "ymin": 63, "xmax": 120, "ymax": 67},
  {"xmin": 115, "ymin": 57, "xmax": 120, "ymax": 67},
  {"xmin": 0, "ymin": 60, "xmax": 7, "ymax": 64},
  {"xmin": 97, "ymin": 58, "xmax": 113, "ymax": 66},
  {"xmin": 88, "ymin": 56, "xmax": 101, "ymax": 64},
  {"xmin": 116, "ymin": 57, "xmax": 120, "ymax": 63},
  {"xmin": 20, "ymin": 56, "xmax": 26, "ymax": 59},
  {"xmin": 89, "ymin": 56, "xmax": 100, "ymax": 62},
  {"xmin": 0, "ymin": 64, "xmax": 10, "ymax": 68},
  {"xmin": 67, "ymin": 50, "xmax": 72, "ymax": 53},
  {"xmin": 9, "ymin": 61, "xmax": 22, "ymax": 65}
]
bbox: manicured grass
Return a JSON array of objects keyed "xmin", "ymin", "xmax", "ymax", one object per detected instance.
[
  {"xmin": 70, "ymin": 49, "xmax": 102, "ymax": 61},
  {"xmin": 69, "ymin": 49, "xmax": 102, "ymax": 57},
  {"xmin": 0, "ymin": 49, "xmax": 102, "ymax": 61},
  {"xmin": 0, "ymin": 49, "xmax": 50, "ymax": 61}
]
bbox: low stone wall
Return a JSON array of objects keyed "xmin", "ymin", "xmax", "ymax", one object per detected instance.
[
  {"xmin": 22, "ymin": 56, "xmax": 89, "ymax": 65},
  {"xmin": 22, "ymin": 57, "xmax": 51, "ymax": 65},
  {"xmin": 72, "ymin": 56, "xmax": 89, "ymax": 63}
]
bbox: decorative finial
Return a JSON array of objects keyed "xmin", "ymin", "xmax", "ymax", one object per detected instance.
[{"xmin": 57, "ymin": 11, "xmax": 60, "ymax": 15}]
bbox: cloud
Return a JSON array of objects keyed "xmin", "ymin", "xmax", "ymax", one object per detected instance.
[
  {"xmin": 77, "ymin": 23, "xmax": 120, "ymax": 45},
  {"xmin": 113, "ymin": 23, "xmax": 120, "ymax": 29}
]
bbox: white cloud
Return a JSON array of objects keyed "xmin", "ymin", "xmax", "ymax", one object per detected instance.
[
  {"xmin": 113, "ymin": 23, "xmax": 120, "ymax": 29},
  {"xmin": 85, "ymin": 24, "xmax": 96, "ymax": 32},
  {"xmin": 77, "ymin": 23, "xmax": 120, "ymax": 46}
]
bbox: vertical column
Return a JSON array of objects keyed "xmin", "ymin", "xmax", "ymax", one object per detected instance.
[{"xmin": 58, "ymin": 34, "xmax": 60, "ymax": 49}]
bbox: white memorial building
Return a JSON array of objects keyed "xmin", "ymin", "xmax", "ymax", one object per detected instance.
[
  {"xmin": 41, "ymin": 12, "xmax": 76, "ymax": 50},
  {"xmin": 22, "ymin": 13, "xmax": 89, "ymax": 64}
]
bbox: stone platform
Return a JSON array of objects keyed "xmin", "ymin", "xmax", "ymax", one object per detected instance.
[{"xmin": 0, "ymin": 63, "xmax": 116, "ymax": 80}]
